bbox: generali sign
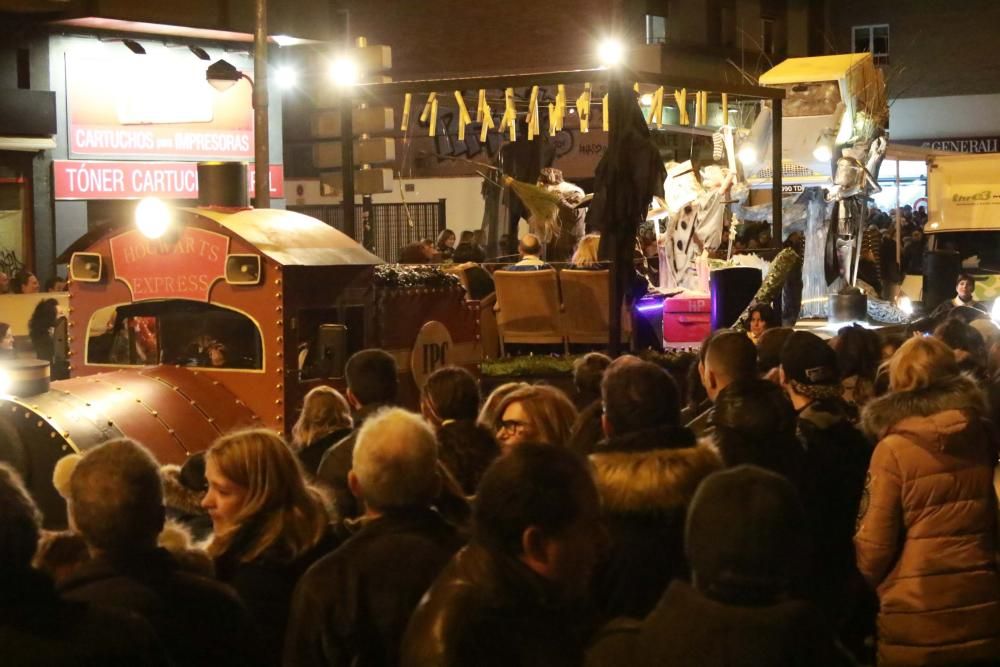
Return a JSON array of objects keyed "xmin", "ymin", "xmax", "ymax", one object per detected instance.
[
  {"xmin": 53, "ymin": 160, "xmax": 285, "ymax": 200},
  {"xmin": 109, "ymin": 227, "xmax": 229, "ymax": 302},
  {"xmin": 65, "ymin": 55, "xmax": 254, "ymax": 160},
  {"xmin": 898, "ymin": 136, "xmax": 1000, "ymax": 154}
]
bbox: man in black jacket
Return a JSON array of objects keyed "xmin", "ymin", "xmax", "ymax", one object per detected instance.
[
  {"xmin": 0, "ymin": 463, "xmax": 168, "ymax": 667},
  {"xmin": 779, "ymin": 332, "xmax": 872, "ymax": 630},
  {"xmin": 590, "ymin": 361, "xmax": 721, "ymax": 619},
  {"xmin": 316, "ymin": 349, "xmax": 399, "ymax": 519},
  {"xmin": 58, "ymin": 439, "xmax": 259, "ymax": 667},
  {"xmin": 285, "ymin": 408, "xmax": 465, "ymax": 667},
  {"xmin": 402, "ymin": 444, "xmax": 605, "ymax": 667}
]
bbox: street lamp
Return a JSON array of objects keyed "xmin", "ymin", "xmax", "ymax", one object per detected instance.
[
  {"xmin": 597, "ymin": 38, "xmax": 625, "ymax": 68},
  {"xmin": 328, "ymin": 55, "xmax": 359, "ymax": 87},
  {"xmin": 135, "ymin": 197, "xmax": 172, "ymax": 240}
]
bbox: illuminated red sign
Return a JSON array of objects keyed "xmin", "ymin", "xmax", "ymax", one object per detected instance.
[
  {"xmin": 53, "ymin": 160, "xmax": 285, "ymax": 200},
  {"xmin": 109, "ymin": 227, "xmax": 230, "ymax": 302},
  {"xmin": 66, "ymin": 55, "xmax": 254, "ymax": 160}
]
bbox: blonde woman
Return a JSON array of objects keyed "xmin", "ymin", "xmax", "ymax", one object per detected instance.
[
  {"xmin": 856, "ymin": 336, "xmax": 1000, "ymax": 665},
  {"xmin": 571, "ymin": 233, "xmax": 602, "ymax": 268},
  {"xmin": 291, "ymin": 386, "xmax": 354, "ymax": 476},
  {"xmin": 492, "ymin": 384, "xmax": 578, "ymax": 454},
  {"xmin": 477, "ymin": 381, "xmax": 528, "ymax": 429},
  {"xmin": 203, "ymin": 429, "xmax": 336, "ymax": 666}
]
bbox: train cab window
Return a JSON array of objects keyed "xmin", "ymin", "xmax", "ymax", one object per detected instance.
[{"xmin": 87, "ymin": 301, "xmax": 263, "ymax": 370}]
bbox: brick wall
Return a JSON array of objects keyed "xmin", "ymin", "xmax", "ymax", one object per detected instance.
[{"xmin": 823, "ymin": 0, "xmax": 1000, "ymax": 99}]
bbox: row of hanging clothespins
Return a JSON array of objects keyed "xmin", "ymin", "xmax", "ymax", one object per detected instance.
[{"xmin": 399, "ymin": 86, "xmax": 729, "ymax": 140}]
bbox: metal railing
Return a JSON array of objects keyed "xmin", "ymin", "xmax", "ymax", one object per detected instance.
[{"xmin": 288, "ymin": 199, "xmax": 446, "ymax": 262}]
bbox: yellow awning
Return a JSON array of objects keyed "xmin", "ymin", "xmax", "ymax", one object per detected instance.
[{"xmin": 759, "ymin": 53, "xmax": 871, "ymax": 85}]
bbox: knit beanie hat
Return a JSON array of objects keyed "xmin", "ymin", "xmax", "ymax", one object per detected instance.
[
  {"xmin": 685, "ymin": 465, "xmax": 804, "ymax": 602},
  {"xmin": 780, "ymin": 331, "xmax": 842, "ymax": 400}
]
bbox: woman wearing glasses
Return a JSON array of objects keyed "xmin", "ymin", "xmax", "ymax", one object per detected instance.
[{"xmin": 491, "ymin": 384, "xmax": 578, "ymax": 455}]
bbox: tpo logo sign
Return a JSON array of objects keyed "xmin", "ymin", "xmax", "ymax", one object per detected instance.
[{"xmin": 410, "ymin": 321, "xmax": 454, "ymax": 389}]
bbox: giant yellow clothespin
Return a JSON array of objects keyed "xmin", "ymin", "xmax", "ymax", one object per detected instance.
[
  {"xmin": 694, "ymin": 91, "xmax": 703, "ymax": 127},
  {"xmin": 721, "ymin": 93, "xmax": 729, "ymax": 125},
  {"xmin": 576, "ymin": 83, "xmax": 591, "ymax": 133},
  {"xmin": 480, "ymin": 101, "xmax": 494, "ymax": 142},
  {"xmin": 526, "ymin": 85, "xmax": 539, "ymax": 141},
  {"xmin": 652, "ymin": 86, "xmax": 664, "ymax": 128},
  {"xmin": 476, "ymin": 89, "xmax": 487, "ymax": 123},
  {"xmin": 401, "ymin": 93, "xmax": 412, "ymax": 132},
  {"xmin": 429, "ymin": 96, "xmax": 438, "ymax": 136},
  {"xmin": 674, "ymin": 89, "xmax": 688, "ymax": 125},
  {"xmin": 454, "ymin": 91, "xmax": 473, "ymax": 141},
  {"xmin": 555, "ymin": 84, "xmax": 567, "ymax": 132},
  {"xmin": 420, "ymin": 92, "xmax": 437, "ymax": 123},
  {"xmin": 498, "ymin": 87, "xmax": 516, "ymax": 141},
  {"xmin": 602, "ymin": 93, "xmax": 609, "ymax": 132}
]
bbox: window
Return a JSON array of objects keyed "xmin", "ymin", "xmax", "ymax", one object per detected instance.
[
  {"xmin": 646, "ymin": 14, "xmax": 667, "ymax": 45},
  {"xmin": 852, "ymin": 24, "xmax": 889, "ymax": 66},
  {"xmin": 86, "ymin": 301, "xmax": 264, "ymax": 370},
  {"xmin": 761, "ymin": 17, "xmax": 776, "ymax": 55}
]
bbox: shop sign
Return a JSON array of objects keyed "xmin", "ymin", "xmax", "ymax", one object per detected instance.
[
  {"xmin": 66, "ymin": 55, "xmax": 254, "ymax": 160},
  {"xmin": 898, "ymin": 136, "xmax": 1000, "ymax": 154},
  {"xmin": 109, "ymin": 227, "xmax": 229, "ymax": 302},
  {"xmin": 53, "ymin": 160, "xmax": 284, "ymax": 200},
  {"xmin": 410, "ymin": 321, "xmax": 454, "ymax": 389}
]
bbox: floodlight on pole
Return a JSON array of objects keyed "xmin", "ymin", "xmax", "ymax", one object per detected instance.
[
  {"xmin": 813, "ymin": 132, "xmax": 835, "ymax": 163},
  {"xmin": 274, "ymin": 65, "xmax": 298, "ymax": 90},
  {"xmin": 328, "ymin": 55, "xmax": 359, "ymax": 86},
  {"xmin": 597, "ymin": 38, "xmax": 626, "ymax": 68}
]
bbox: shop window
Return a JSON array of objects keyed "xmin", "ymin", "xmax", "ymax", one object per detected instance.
[
  {"xmin": 86, "ymin": 301, "xmax": 263, "ymax": 370},
  {"xmin": 853, "ymin": 24, "xmax": 889, "ymax": 66},
  {"xmin": 645, "ymin": 14, "xmax": 667, "ymax": 45}
]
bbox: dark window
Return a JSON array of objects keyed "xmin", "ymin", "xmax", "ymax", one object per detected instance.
[
  {"xmin": 646, "ymin": 14, "xmax": 667, "ymax": 45},
  {"xmin": 761, "ymin": 17, "xmax": 776, "ymax": 55},
  {"xmin": 852, "ymin": 24, "xmax": 890, "ymax": 66}
]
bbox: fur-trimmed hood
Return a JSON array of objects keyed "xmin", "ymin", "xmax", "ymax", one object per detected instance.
[
  {"xmin": 591, "ymin": 429, "xmax": 722, "ymax": 514},
  {"xmin": 861, "ymin": 374, "xmax": 988, "ymax": 443},
  {"xmin": 161, "ymin": 464, "xmax": 206, "ymax": 516}
]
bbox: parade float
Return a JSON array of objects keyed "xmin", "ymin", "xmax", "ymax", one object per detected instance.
[{"xmin": 0, "ymin": 163, "xmax": 481, "ymax": 526}]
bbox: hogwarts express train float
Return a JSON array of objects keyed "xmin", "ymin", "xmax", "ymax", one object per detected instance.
[{"xmin": 0, "ymin": 162, "xmax": 480, "ymax": 526}]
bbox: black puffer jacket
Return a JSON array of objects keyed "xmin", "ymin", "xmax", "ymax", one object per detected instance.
[
  {"xmin": 590, "ymin": 425, "xmax": 722, "ymax": 619},
  {"xmin": 401, "ymin": 543, "xmax": 600, "ymax": 667},
  {"xmin": 794, "ymin": 399, "xmax": 872, "ymax": 622}
]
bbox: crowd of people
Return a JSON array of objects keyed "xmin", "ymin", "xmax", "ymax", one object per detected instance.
[{"xmin": 7, "ymin": 298, "xmax": 1000, "ymax": 665}]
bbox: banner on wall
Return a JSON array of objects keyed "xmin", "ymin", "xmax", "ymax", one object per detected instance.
[
  {"xmin": 65, "ymin": 54, "xmax": 255, "ymax": 160},
  {"xmin": 53, "ymin": 160, "xmax": 284, "ymax": 200}
]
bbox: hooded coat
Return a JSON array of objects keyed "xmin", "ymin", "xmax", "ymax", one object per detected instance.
[
  {"xmin": 590, "ymin": 425, "xmax": 722, "ymax": 619},
  {"xmin": 855, "ymin": 375, "xmax": 1000, "ymax": 666}
]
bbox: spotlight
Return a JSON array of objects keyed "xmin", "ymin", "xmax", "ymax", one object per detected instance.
[
  {"xmin": 597, "ymin": 38, "xmax": 625, "ymax": 68},
  {"xmin": 899, "ymin": 295, "xmax": 914, "ymax": 316},
  {"xmin": 640, "ymin": 93, "xmax": 653, "ymax": 106},
  {"xmin": 274, "ymin": 66, "xmax": 298, "ymax": 90},
  {"xmin": 737, "ymin": 144, "xmax": 758, "ymax": 167},
  {"xmin": 189, "ymin": 45, "xmax": 210, "ymax": 61},
  {"xmin": 813, "ymin": 132, "xmax": 835, "ymax": 162},
  {"xmin": 135, "ymin": 197, "xmax": 172, "ymax": 240},
  {"xmin": 992, "ymin": 298, "xmax": 1000, "ymax": 323},
  {"xmin": 328, "ymin": 55, "xmax": 359, "ymax": 86},
  {"xmin": 0, "ymin": 369, "xmax": 10, "ymax": 397},
  {"xmin": 123, "ymin": 39, "xmax": 146, "ymax": 55}
]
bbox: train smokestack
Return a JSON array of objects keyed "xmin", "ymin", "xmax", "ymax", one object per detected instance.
[
  {"xmin": 197, "ymin": 161, "xmax": 249, "ymax": 209},
  {"xmin": 0, "ymin": 359, "xmax": 50, "ymax": 398}
]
